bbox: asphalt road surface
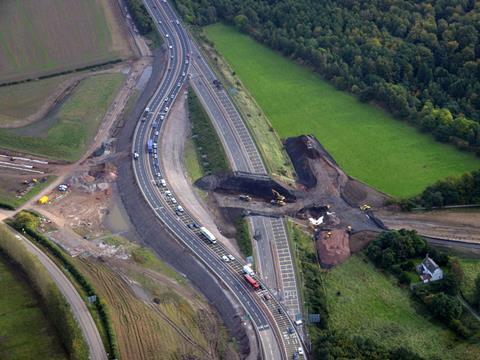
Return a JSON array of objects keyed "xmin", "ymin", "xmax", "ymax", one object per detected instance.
[
  {"xmin": 11, "ymin": 229, "xmax": 107, "ymax": 360},
  {"xmin": 127, "ymin": 0, "xmax": 304, "ymax": 358}
]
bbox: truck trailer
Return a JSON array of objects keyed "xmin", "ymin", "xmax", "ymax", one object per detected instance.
[
  {"xmin": 199, "ymin": 226, "xmax": 217, "ymax": 244},
  {"xmin": 147, "ymin": 139, "xmax": 153, "ymax": 153},
  {"xmin": 244, "ymin": 274, "xmax": 259, "ymax": 290}
]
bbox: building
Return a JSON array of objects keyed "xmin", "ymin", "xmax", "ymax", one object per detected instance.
[{"xmin": 416, "ymin": 254, "xmax": 443, "ymax": 283}]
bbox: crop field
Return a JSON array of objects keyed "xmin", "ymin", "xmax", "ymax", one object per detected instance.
[
  {"xmin": 325, "ymin": 255, "xmax": 480, "ymax": 359},
  {"xmin": 75, "ymin": 257, "xmax": 219, "ymax": 359},
  {"xmin": 459, "ymin": 258, "xmax": 480, "ymax": 305},
  {"xmin": 0, "ymin": 255, "xmax": 67, "ymax": 360},
  {"xmin": 0, "ymin": 175, "xmax": 56, "ymax": 210},
  {"xmin": 0, "ymin": 73, "xmax": 124, "ymax": 162},
  {"xmin": 0, "ymin": 0, "xmax": 133, "ymax": 83},
  {"xmin": 204, "ymin": 24, "xmax": 480, "ymax": 197}
]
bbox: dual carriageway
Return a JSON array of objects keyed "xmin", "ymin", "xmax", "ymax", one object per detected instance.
[{"xmin": 132, "ymin": 0, "xmax": 305, "ymax": 358}]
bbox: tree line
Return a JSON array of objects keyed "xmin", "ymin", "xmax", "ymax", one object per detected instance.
[
  {"xmin": 401, "ymin": 169, "xmax": 480, "ymax": 208},
  {"xmin": 173, "ymin": 0, "xmax": 480, "ymax": 153}
]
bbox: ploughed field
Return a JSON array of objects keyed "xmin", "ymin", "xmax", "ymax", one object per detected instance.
[
  {"xmin": 0, "ymin": 0, "xmax": 132, "ymax": 83},
  {"xmin": 204, "ymin": 24, "xmax": 480, "ymax": 198}
]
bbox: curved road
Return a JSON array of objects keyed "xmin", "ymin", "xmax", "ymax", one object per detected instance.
[
  {"xmin": 10, "ymin": 229, "xmax": 107, "ymax": 360},
  {"xmin": 130, "ymin": 0, "xmax": 304, "ymax": 359}
]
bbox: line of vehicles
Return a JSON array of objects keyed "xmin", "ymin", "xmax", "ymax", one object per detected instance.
[{"xmin": 133, "ymin": 0, "xmax": 307, "ymax": 358}]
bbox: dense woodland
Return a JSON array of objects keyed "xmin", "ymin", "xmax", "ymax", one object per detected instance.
[{"xmin": 173, "ymin": 0, "xmax": 480, "ymax": 153}]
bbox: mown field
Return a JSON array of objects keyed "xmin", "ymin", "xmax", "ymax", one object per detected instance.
[
  {"xmin": 204, "ymin": 24, "xmax": 480, "ymax": 197},
  {"xmin": 325, "ymin": 255, "xmax": 480, "ymax": 360},
  {"xmin": 0, "ymin": 73, "xmax": 124, "ymax": 162},
  {"xmin": 0, "ymin": 255, "xmax": 67, "ymax": 360},
  {"xmin": 0, "ymin": 0, "xmax": 132, "ymax": 83}
]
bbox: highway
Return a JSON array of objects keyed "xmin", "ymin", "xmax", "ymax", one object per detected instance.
[
  {"xmin": 10, "ymin": 229, "xmax": 107, "ymax": 360},
  {"xmin": 131, "ymin": 0, "xmax": 305, "ymax": 359}
]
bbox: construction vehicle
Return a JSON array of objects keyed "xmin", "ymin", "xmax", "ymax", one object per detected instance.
[
  {"xmin": 38, "ymin": 196, "xmax": 49, "ymax": 205},
  {"xmin": 271, "ymin": 189, "xmax": 286, "ymax": 206},
  {"xmin": 239, "ymin": 194, "xmax": 251, "ymax": 202},
  {"xmin": 346, "ymin": 225, "xmax": 352, "ymax": 233},
  {"xmin": 360, "ymin": 204, "xmax": 371, "ymax": 211}
]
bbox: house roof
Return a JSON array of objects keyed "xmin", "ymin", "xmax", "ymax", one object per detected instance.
[{"xmin": 423, "ymin": 255, "xmax": 440, "ymax": 274}]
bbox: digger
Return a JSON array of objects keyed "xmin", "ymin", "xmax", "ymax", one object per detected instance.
[{"xmin": 271, "ymin": 189, "xmax": 286, "ymax": 206}]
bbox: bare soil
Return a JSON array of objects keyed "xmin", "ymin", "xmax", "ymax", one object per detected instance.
[{"xmin": 376, "ymin": 209, "xmax": 480, "ymax": 243}]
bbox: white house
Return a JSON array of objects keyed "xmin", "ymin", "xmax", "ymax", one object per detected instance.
[{"xmin": 416, "ymin": 254, "xmax": 443, "ymax": 283}]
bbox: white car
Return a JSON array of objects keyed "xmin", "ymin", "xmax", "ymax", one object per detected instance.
[
  {"xmin": 171, "ymin": 197, "xmax": 177, "ymax": 204},
  {"xmin": 298, "ymin": 348, "xmax": 304, "ymax": 355},
  {"xmin": 165, "ymin": 190, "xmax": 172, "ymax": 197},
  {"xmin": 222, "ymin": 255, "xmax": 229, "ymax": 262},
  {"xmin": 155, "ymin": 130, "xmax": 159, "ymax": 136},
  {"xmin": 153, "ymin": 154, "xmax": 158, "ymax": 159},
  {"xmin": 227, "ymin": 254, "xmax": 235, "ymax": 261},
  {"xmin": 169, "ymin": 45, "xmax": 172, "ymax": 49},
  {"xmin": 176, "ymin": 205, "xmax": 184, "ymax": 212},
  {"xmin": 165, "ymin": 34, "xmax": 169, "ymax": 37}
]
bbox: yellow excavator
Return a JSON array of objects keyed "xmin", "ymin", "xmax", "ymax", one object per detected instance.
[{"xmin": 271, "ymin": 189, "xmax": 286, "ymax": 206}]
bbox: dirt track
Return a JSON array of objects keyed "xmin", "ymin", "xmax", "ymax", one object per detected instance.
[{"xmin": 377, "ymin": 209, "xmax": 480, "ymax": 243}]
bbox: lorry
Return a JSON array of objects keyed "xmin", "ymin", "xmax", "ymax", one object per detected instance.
[
  {"xmin": 147, "ymin": 139, "xmax": 153, "ymax": 153},
  {"xmin": 200, "ymin": 226, "xmax": 217, "ymax": 244},
  {"xmin": 243, "ymin": 265, "xmax": 254, "ymax": 276},
  {"xmin": 244, "ymin": 274, "xmax": 260, "ymax": 290}
]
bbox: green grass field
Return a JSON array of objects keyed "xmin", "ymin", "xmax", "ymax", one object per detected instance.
[
  {"xmin": 460, "ymin": 258, "xmax": 480, "ymax": 305},
  {"xmin": 0, "ymin": 0, "xmax": 132, "ymax": 83},
  {"xmin": 0, "ymin": 76, "xmax": 74, "ymax": 125},
  {"xmin": 204, "ymin": 24, "xmax": 480, "ymax": 197},
  {"xmin": 0, "ymin": 73, "xmax": 124, "ymax": 162},
  {"xmin": 325, "ymin": 255, "xmax": 480, "ymax": 359},
  {"xmin": 0, "ymin": 255, "xmax": 67, "ymax": 360}
]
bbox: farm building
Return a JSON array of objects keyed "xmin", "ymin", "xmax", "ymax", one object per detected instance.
[{"xmin": 416, "ymin": 254, "xmax": 443, "ymax": 283}]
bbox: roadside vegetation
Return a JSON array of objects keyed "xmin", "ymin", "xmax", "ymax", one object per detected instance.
[
  {"xmin": 235, "ymin": 217, "xmax": 252, "ymax": 257},
  {"xmin": 0, "ymin": 0, "xmax": 132, "ymax": 83},
  {"xmin": 194, "ymin": 33, "xmax": 295, "ymax": 182},
  {"xmin": 8, "ymin": 211, "xmax": 119, "ymax": 359},
  {"xmin": 188, "ymin": 89, "xmax": 229, "ymax": 175},
  {"xmin": 203, "ymin": 24, "xmax": 480, "ymax": 198},
  {"xmin": 0, "ymin": 73, "xmax": 124, "ymax": 162},
  {"xmin": 184, "ymin": 138, "xmax": 204, "ymax": 182},
  {"xmin": 459, "ymin": 258, "xmax": 480, "ymax": 308},
  {"xmin": 126, "ymin": 0, "xmax": 162, "ymax": 47},
  {"xmin": 0, "ymin": 224, "xmax": 87, "ymax": 359}
]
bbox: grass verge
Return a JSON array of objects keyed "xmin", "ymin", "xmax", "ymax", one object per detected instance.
[
  {"xmin": 0, "ymin": 73, "xmax": 124, "ymax": 162},
  {"xmin": 0, "ymin": 224, "xmax": 87, "ymax": 359},
  {"xmin": 184, "ymin": 138, "xmax": 204, "ymax": 182},
  {"xmin": 204, "ymin": 24, "xmax": 480, "ymax": 197},
  {"xmin": 188, "ymin": 88, "xmax": 229, "ymax": 174},
  {"xmin": 235, "ymin": 217, "xmax": 252, "ymax": 257},
  {"xmin": 325, "ymin": 254, "xmax": 480, "ymax": 359},
  {"xmin": 194, "ymin": 32, "xmax": 295, "ymax": 183}
]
